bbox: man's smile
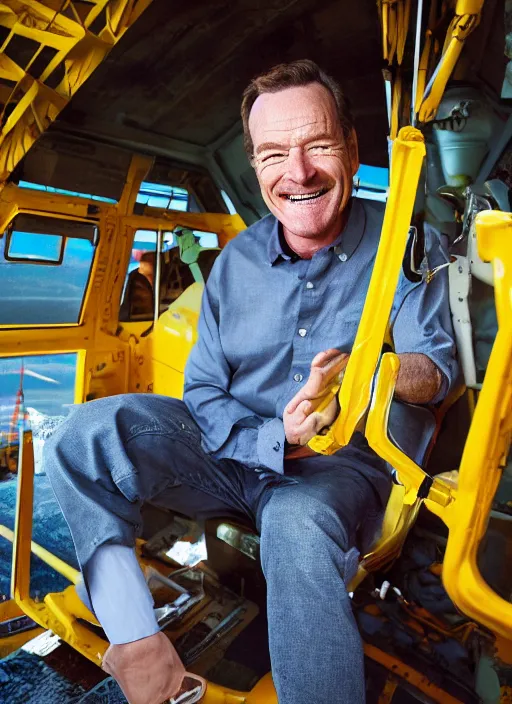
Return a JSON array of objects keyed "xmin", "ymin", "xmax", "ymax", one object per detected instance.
[{"xmin": 280, "ymin": 188, "xmax": 329, "ymax": 202}]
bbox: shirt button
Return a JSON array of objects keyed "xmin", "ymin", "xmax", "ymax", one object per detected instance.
[
  {"xmin": 306, "ymin": 281, "xmax": 314, "ymax": 289},
  {"xmin": 298, "ymin": 328, "xmax": 307, "ymax": 337},
  {"xmin": 294, "ymin": 373, "xmax": 303, "ymax": 382},
  {"xmin": 338, "ymin": 252, "xmax": 348, "ymax": 262}
]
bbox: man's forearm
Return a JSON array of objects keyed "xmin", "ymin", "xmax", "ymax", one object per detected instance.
[{"xmin": 395, "ymin": 353, "xmax": 442, "ymax": 404}]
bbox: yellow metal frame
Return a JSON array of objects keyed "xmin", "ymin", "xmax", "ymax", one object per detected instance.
[
  {"xmin": 350, "ymin": 209, "xmax": 512, "ymax": 647},
  {"xmin": 358, "ymin": 353, "xmax": 453, "ymax": 575},
  {"xmin": 10, "ymin": 428, "xmax": 106, "ymax": 664},
  {"xmin": 308, "ymin": 127, "xmax": 426, "ymax": 454},
  {"xmin": 380, "ymin": 0, "xmax": 485, "ymax": 134},
  {"xmin": 418, "ymin": 0, "xmax": 485, "ymax": 123},
  {"xmin": 0, "ymin": 167, "xmax": 244, "ymax": 343},
  {"xmin": 378, "ymin": 0, "xmax": 411, "ymax": 138},
  {"xmin": 0, "ymin": 0, "xmax": 155, "ymax": 185},
  {"xmin": 378, "ymin": 0, "xmax": 411, "ymax": 66},
  {"xmin": 428, "ymin": 210, "xmax": 512, "ymax": 642}
]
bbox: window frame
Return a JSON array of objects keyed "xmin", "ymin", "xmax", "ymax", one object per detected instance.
[{"xmin": 0, "ymin": 210, "xmax": 100, "ymax": 328}]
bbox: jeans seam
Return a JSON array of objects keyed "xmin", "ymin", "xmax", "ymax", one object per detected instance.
[{"xmin": 125, "ymin": 424, "xmax": 195, "ymax": 443}]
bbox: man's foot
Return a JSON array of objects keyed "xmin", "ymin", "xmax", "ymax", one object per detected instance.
[{"xmin": 102, "ymin": 631, "xmax": 186, "ymax": 704}]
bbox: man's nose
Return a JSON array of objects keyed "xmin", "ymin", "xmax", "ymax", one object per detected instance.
[{"xmin": 286, "ymin": 147, "xmax": 316, "ymax": 184}]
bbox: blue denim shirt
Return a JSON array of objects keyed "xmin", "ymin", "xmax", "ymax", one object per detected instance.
[{"xmin": 184, "ymin": 198, "xmax": 458, "ymax": 473}]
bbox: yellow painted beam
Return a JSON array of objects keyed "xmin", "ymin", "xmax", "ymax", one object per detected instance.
[
  {"xmin": 0, "ymin": 1, "xmax": 155, "ymax": 185},
  {"xmin": 308, "ymin": 127, "xmax": 425, "ymax": 454},
  {"xmin": 418, "ymin": 1, "xmax": 485, "ymax": 123},
  {"xmin": 11, "ymin": 429, "xmax": 35, "ymax": 602}
]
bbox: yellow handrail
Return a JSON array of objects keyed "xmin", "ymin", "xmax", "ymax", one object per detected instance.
[
  {"xmin": 438, "ymin": 210, "xmax": 512, "ymax": 641},
  {"xmin": 11, "ymin": 430, "xmax": 108, "ymax": 665},
  {"xmin": 309, "ymin": 127, "xmax": 426, "ymax": 454}
]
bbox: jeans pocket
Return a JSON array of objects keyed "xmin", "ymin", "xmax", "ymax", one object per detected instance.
[{"xmin": 115, "ymin": 470, "xmax": 181, "ymax": 503}]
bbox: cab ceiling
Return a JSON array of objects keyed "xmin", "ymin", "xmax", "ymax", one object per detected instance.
[
  {"xmin": 55, "ymin": 0, "xmax": 388, "ymax": 162},
  {"xmin": 14, "ymin": 0, "xmax": 503, "ymax": 221}
]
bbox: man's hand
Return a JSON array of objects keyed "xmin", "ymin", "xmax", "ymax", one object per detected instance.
[{"xmin": 284, "ymin": 349, "xmax": 349, "ymax": 446}]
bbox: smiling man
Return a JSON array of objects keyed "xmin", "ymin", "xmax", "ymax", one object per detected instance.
[
  {"xmin": 45, "ymin": 60, "xmax": 457, "ymax": 704},
  {"xmin": 248, "ymin": 81, "xmax": 357, "ymax": 256}
]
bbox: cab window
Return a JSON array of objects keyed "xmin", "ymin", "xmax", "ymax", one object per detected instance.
[
  {"xmin": 119, "ymin": 229, "xmax": 220, "ymax": 323},
  {"xmin": 0, "ymin": 214, "xmax": 97, "ymax": 326}
]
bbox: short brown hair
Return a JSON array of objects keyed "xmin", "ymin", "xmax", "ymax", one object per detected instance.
[{"xmin": 241, "ymin": 59, "xmax": 354, "ymax": 159}]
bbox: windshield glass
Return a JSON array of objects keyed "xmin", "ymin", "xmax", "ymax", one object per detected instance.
[{"xmin": 0, "ymin": 216, "xmax": 97, "ymax": 326}]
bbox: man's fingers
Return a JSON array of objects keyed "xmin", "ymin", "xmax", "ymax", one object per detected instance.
[
  {"xmin": 318, "ymin": 352, "xmax": 349, "ymax": 381},
  {"xmin": 302, "ymin": 353, "xmax": 349, "ymax": 401},
  {"xmin": 295, "ymin": 399, "xmax": 311, "ymax": 422},
  {"xmin": 285, "ymin": 352, "xmax": 349, "ymax": 415},
  {"xmin": 291, "ymin": 367, "xmax": 325, "ymax": 405},
  {"xmin": 311, "ymin": 348, "xmax": 341, "ymax": 368},
  {"xmin": 285, "ymin": 397, "xmax": 310, "ymax": 418},
  {"xmin": 284, "ymin": 399, "xmax": 318, "ymax": 444},
  {"xmin": 285, "ymin": 394, "xmax": 302, "ymax": 415},
  {"xmin": 285, "ymin": 399, "xmax": 339, "ymax": 445},
  {"xmin": 285, "ymin": 386, "xmax": 313, "ymax": 415},
  {"xmin": 285, "ymin": 414, "xmax": 316, "ymax": 446},
  {"xmin": 296, "ymin": 410, "xmax": 329, "ymax": 445}
]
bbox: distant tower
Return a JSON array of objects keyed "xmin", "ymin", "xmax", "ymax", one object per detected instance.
[{"xmin": 7, "ymin": 361, "xmax": 26, "ymax": 445}]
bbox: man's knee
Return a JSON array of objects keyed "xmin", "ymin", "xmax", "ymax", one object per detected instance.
[
  {"xmin": 45, "ymin": 394, "xmax": 185, "ymax": 455},
  {"xmin": 260, "ymin": 488, "xmax": 350, "ymax": 560},
  {"xmin": 259, "ymin": 488, "xmax": 360, "ymax": 588},
  {"xmin": 44, "ymin": 394, "xmax": 191, "ymax": 502},
  {"xmin": 43, "ymin": 394, "xmax": 152, "ymax": 482}
]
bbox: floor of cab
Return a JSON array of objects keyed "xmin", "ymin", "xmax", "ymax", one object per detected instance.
[
  {"xmin": 0, "ymin": 478, "xmax": 271, "ymax": 701},
  {"xmin": 1, "ymin": 474, "xmax": 510, "ymax": 702}
]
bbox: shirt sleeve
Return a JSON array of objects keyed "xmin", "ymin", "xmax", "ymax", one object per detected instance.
[
  {"xmin": 183, "ymin": 259, "xmax": 285, "ymax": 473},
  {"xmin": 390, "ymin": 224, "xmax": 459, "ymax": 403}
]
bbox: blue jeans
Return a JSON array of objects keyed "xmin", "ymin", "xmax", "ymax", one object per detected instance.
[{"xmin": 44, "ymin": 394, "xmax": 391, "ymax": 704}]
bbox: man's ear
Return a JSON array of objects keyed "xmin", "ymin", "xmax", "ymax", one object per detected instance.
[{"xmin": 348, "ymin": 128, "xmax": 359, "ymax": 178}]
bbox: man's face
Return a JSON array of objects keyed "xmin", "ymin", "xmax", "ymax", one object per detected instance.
[{"xmin": 249, "ymin": 83, "xmax": 358, "ymax": 244}]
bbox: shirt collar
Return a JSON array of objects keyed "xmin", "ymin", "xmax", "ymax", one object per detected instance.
[{"xmin": 267, "ymin": 197, "xmax": 367, "ymax": 266}]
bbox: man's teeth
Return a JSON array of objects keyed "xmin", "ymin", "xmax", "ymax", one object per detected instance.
[{"xmin": 285, "ymin": 190, "xmax": 325, "ymax": 202}]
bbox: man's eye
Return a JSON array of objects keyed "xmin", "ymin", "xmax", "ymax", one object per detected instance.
[
  {"xmin": 309, "ymin": 145, "xmax": 330, "ymax": 153},
  {"xmin": 262, "ymin": 153, "xmax": 286, "ymax": 163}
]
